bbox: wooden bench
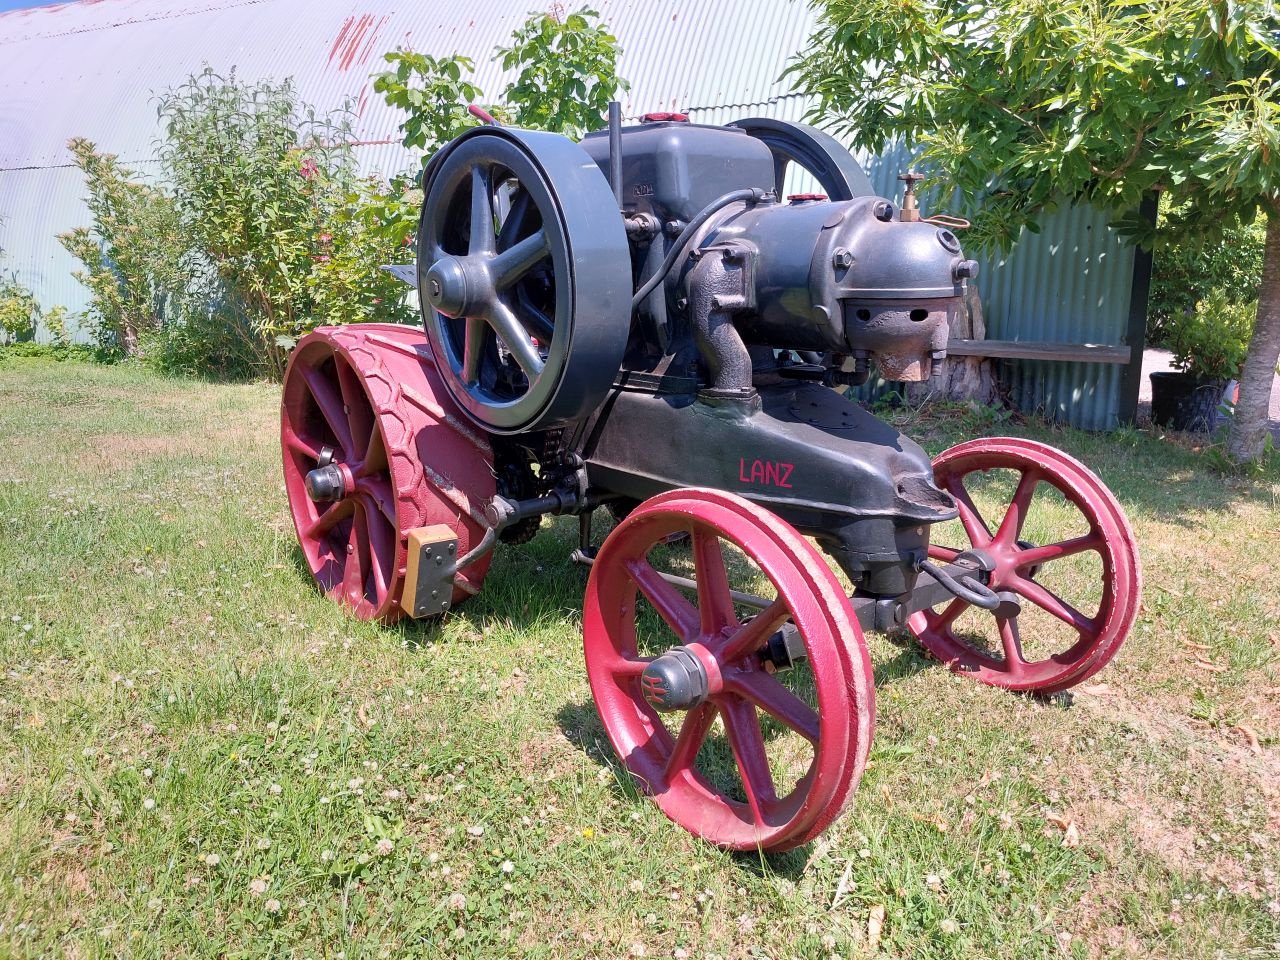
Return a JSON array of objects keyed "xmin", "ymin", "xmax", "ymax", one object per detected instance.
[{"xmin": 946, "ymin": 339, "xmax": 1131, "ymax": 364}]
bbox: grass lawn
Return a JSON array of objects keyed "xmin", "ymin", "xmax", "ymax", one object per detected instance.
[{"xmin": 1, "ymin": 356, "xmax": 1277, "ymax": 959}]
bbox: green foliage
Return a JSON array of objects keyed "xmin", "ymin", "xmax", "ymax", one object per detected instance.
[
  {"xmin": 790, "ymin": 0, "xmax": 1280, "ymax": 463},
  {"xmin": 0, "ymin": 271, "xmax": 71, "ymax": 348},
  {"xmin": 1165, "ymin": 289, "xmax": 1255, "ymax": 381},
  {"xmin": 0, "ymin": 275, "xmax": 37, "ymax": 344},
  {"xmin": 367, "ymin": 8, "xmax": 626, "ymax": 254},
  {"xmin": 57, "ymin": 139, "xmax": 185, "ymax": 356},
  {"xmin": 374, "ymin": 8, "xmax": 625, "ymax": 153},
  {"xmin": 372, "ymin": 52, "xmax": 482, "ymax": 155},
  {"xmin": 1149, "ymin": 204, "xmax": 1266, "ymax": 343},
  {"xmin": 156, "ymin": 69, "xmax": 413, "ymax": 378},
  {"xmin": 61, "ymin": 70, "xmax": 415, "ymax": 380},
  {"xmin": 496, "ymin": 7, "xmax": 628, "ymax": 139},
  {"xmin": 789, "ymin": 1, "xmax": 1280, "ymax": 249}
]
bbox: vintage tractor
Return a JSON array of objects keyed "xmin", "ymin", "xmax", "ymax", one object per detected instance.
[{"xmin": 280, "ymin": 109, "xmax": 1140, "ymax": 852}]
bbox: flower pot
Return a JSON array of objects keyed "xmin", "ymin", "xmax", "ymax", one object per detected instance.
[{"xmin": 1149, "ymin": 371, "xmax": 1227, "ymax": 432}]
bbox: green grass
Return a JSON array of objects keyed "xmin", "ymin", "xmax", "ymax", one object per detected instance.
[{"xmin": 1, "ymin": 357, "xmax": 1278, "ymax": 959}]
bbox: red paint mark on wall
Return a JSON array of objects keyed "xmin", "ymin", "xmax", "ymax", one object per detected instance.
[{"xmin": 328, "ymin": 14, "xmax": 388, "ymax": 72}]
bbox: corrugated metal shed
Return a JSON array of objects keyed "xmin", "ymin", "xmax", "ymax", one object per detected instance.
[{"xmin": 0, "ymin": 0, "xmax": 1137, "ymax": 429}]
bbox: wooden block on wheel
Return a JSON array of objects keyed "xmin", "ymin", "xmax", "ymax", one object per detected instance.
[{"xmin": 402, "ymin": 524, "xmax": 460, "ymax": 618}]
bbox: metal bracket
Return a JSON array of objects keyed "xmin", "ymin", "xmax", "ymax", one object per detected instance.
[{"xmin": 401, "ymin": 524, "xmax": 459, "ymax": 618}]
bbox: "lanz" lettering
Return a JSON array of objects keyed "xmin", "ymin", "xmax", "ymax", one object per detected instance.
[{"xmin": 738, "ymin": 458, "xmax": 794, "ymax": 489}]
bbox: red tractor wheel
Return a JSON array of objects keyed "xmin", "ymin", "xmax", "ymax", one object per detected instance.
[
  {"xmin": 909, "ymin": 438, "xmax": 1140, "ymax": 693},
  {"xmin": 583, "ymin": 489, "xmax": 874, "ymax": 852},
  {"xmin": 280, "ymin": 325, "xmax": 495, "ymax": 622}
]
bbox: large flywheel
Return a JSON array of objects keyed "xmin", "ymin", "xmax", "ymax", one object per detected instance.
[
  {"xmin": 728, "ymin": 117, "xmax": 873, "ymax": 201},
  {"xmin": 417, "ymin": 127, "xmax": 632, "ymax": 434}
]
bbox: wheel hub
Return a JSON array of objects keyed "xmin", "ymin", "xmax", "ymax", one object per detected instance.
[
  {"xmin": 640, "ymin": 646, "xmax": 709, "ymax": 712},
  {"xmin": 304, "ymin": 462, "xmax": 350, "ymax": 502},
  {"xmin": 425, "ymin": 255, "xmax": 487, "ymax": 319}
]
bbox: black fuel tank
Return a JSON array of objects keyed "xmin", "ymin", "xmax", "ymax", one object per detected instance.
[{"xmin": 580, "ymin": 119, "xmax": 775, "ymax": 222}]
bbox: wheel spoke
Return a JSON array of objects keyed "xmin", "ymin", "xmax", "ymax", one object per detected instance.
[
  {"xmin": 283, "ymin": 423, "xmax": 321, "ymax": 462},
  {"xmin": 609, "ymin": 655, "xmax": 653, "ymax": 678},
  {"xmin": 997, "ymin": 615, "xmax": 1026, "ymax": 672},
  {"xmin": 719, "ymin": 597, "xmax": 790, "ymax": 662},
  {"xmin": 304, "ymin": 499, "xmax": 353, "ymax": 540},
  {"xmin": 469, "ymin": 165, "xmax": 496, "ymax": 254},
  {"xmin": 492, "ymin": 230, "xmax": 549, "ymax": 288},
  {"xmin": 724, "ymin": 671, "xmax": 820, "ymax": 744},
  {"xmin": 335, "ymin": 360, "xmax": 373, "ymax": 459},
  {"xmin": 1009, "ymin": 575, "xmax": 1095, "ymax": 634},
  {"xmin": 496, "ymin": 189, "xmax": 531, "ymax": 250},
  {"xmin": 994, "ymin": 469, "xmax": 1039, "ymax": 545},
  {"xmin": 491, "ymin": 301, "xmax": 545, "ymax": 378},
  {"xmin": 720, "ymin": 697, "xmax": 777, "ymax": 825},
  {"xmin": 928, "ymin": 597, "xmax": 968, "ymax": 631},
  {"xmin": 299, "ymin": 364, "xmax": 354, "ymax": 456},
  {"xmin": 945, "ymin": 475, "xmax": 992, "ymax": 546},
  {"xmin": 1017, "ymin": 533, "xmax": 1103, "ymax": 570},
  {"xmin": 461, "ymin": 316, "xmax": 488, "ymax": 385},
  {"xmin": 355, "ymin": 476, "xmax": 397, "ymax": 527},
  {"xmin": 663, "ymin": 701, "xmax": 718, "ymax": 781},
  {"xmin": 360, "ymin": 495, "xmax": 394, "ymax": 596},
  {"xmin": 624, "ymin": 558, "xmax": 699, "ymax": 641},
  {"xmin": 692, "ymin": 528, "xmax": 736, "ymax": 638},
  {"xmin": 927, "ymin": 544, "xmax": 962, "ymax": 563},
  {"xmin": 359, "ymin": 419, "xmax": 387, "ymax": 477},
  {"xmin": 341, "ymin": 517, "xmax": 364, "ymax": 602},
  {"xmin": 518, "ymin": 298, "xmax": 556, "ymax": 343}
]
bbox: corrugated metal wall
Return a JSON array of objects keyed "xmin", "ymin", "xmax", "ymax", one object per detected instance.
[{"xmin": 0, "ymin": 0, "xmax": 1135, "ymax": 429}]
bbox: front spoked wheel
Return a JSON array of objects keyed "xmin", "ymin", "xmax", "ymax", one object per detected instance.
[
  {"xmin": 909, "ymin": 438, "xmax": 1141, "ymax": 693},
  {"xmin": 583, "ymin": 489, "xmax": 874, "ymax": 852}
]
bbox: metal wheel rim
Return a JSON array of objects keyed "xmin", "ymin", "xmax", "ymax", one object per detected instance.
[
  {"xmin": 583, "ymin": 488, "xmax": 875, "ymax": 851},
  {"xmin": 908, "ymin": 438, "xmax": 1141, "ymax": 693},
  {"xmin": 418, "ymin": 128, "xmax": 630, "ymax": 434}
]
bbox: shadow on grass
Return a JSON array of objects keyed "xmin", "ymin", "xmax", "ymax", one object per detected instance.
[{"xmin": 553, "ymin": 699, "xmax": 818, "ymax": 878}]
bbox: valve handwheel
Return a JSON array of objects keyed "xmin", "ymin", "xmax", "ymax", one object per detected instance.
[
  {"xmin": 280, "ymin": 325, "xmax": 495, "ymax": 622},
  {"xmin": 418, "ymin": 127, "xmax": 632, "ymax": 434},
  {"xmin": 584, "ymin": 489, "xmax": 875, "ymax": 851},
  {"xmin": 909, "ymin": 438, "xmax": 1141, "ymax": 693}
]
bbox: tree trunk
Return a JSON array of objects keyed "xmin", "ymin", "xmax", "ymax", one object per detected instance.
[
  {"xmin": 905, "ymin": 283, "xmax": 997, "ymax": 405},
  {"xmin": 1226, "ymin": 210, "xmax": 1280, "ymax": 464}
]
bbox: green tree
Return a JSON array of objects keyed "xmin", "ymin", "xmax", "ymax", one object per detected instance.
[
  {"xmin": 496, "ymin": 6, "xmax": 628, "ymax": 139},
  {"xmin": 790, "ymin": 0, "xmax": 1280, "ymax": 463},
  {"xmin": 58, "ymin": 138, "xmax": 185, "ymax": 356},
  {"xmin": 370, "ymin": 7, "xmax": 627, "ymax": 250}
]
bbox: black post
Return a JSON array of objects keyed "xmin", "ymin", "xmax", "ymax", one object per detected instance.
[
  {"xmin": 1118, "ymin": 192, "xmax": 1158, "ymax": 425},
  {"xmin": 608, "ymin": 101, "xmax": 623, "ymax": 206}
]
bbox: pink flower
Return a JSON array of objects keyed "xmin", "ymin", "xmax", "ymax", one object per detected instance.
[
  {"xmin": 299, "ymin": 158, "xmax": 319, "ymax": 180},
  {"xmin": 319, "ymin": 233, "xmax": 333, "ymax": 244}
]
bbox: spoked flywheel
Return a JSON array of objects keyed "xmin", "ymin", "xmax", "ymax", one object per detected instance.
[
  {"xmin": 583, "ymin": 489, "xmax": 875, "ymax": 852},
  {"xmin": 908, "ymin": 438, "xmax": 1141, "ymax": 693},
  {"xmin": 280, "ymin": 324, "xmax": 496, "ymax": 622},
  {"xmin": 418, "ymin": 127, "xmax": 632, "ymax": 434},
  {"xmin": 728, "ymin": 117, "xmax": 873, "ymax": 200}
]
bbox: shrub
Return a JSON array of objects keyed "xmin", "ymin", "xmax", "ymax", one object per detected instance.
[
  {"xmin": 0, "ymin": 272, "xmax": 71, "ymax": 348},
  {"xmin": 156, "ymin": 69, "xmax": 413, "ymax": 378},
  {"xmin": 1166, "ymin": 289, "xmax": 1253, "ymax": 382},
  {"xmin": 0, "ymin": 275, "xmax": 37, "ymax": 344},
  {"xmin": 57, "ymin": 139, "xmax": 185, "ymax": 356},
  {"xmin": 1148, "ymin": 203, "xmax": 1265, "ymax": 346},
  {"xmin": 61, "ymin": 70, "xmax": 414, "ymax": 380}
]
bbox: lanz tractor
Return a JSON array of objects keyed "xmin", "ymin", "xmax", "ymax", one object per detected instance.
[{"xmin": 280, "ymin": 108, "xmax": 1141, "ymax": 852}]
